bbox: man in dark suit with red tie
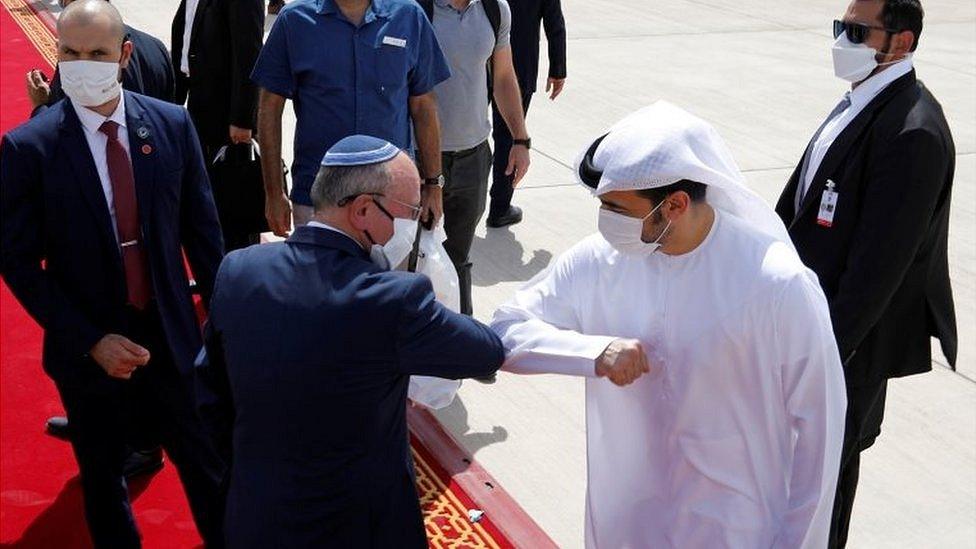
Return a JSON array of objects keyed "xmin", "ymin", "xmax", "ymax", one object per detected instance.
[
  {"xmin": 775, "ymin": 2, "xmax": 955, "ymax": 546},
  {"xmin": 0, "ymin": 1, "xmax": 226, "ymax": 546}
]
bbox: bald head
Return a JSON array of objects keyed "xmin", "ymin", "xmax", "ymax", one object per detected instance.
[
  {"xmin": 58, "ymin": 0, "xmax": 124, "ymax": 41},
  {"xmin": 56, "ymin": 0, "xmax": 130, "ymax": 73}
]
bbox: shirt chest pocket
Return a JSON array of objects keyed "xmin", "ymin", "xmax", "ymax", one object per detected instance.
[{"xmin": 373, "ymin": 39, "xmax": 410, "ymax": 94}]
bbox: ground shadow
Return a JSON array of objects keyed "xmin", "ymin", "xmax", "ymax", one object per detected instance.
[
  {"xmin": 432, "ymin": 395, "xmax": 508, "ymax": 469},
  {"xmin": 471, "ymin": 227, "xmax": 552, "ymax": 288},
  {"xmin": 1, "ymin": 472, "xmax": 157, "ymax": 549}
]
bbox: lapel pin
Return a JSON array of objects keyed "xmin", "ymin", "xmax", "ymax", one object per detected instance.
[
  {"xmin": 136, "ymin": 126, "xmax": 150, "ymax": 139},
  {"xmin": 141, "ymin": 144, "xmax": 153, "ymax": 155}
]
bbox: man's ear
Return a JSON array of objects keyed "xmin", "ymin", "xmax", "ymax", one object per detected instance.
[
  {"xmin": 666, "ymin": 192, "xmax": 691, "ymax": 217},
  {"xmin": 892, "ymin": 29, "xmax": 915, "ymax": 56},
  {"xmin": 119, "ymin": 40, "xmax": 134, "ymax": 70},
  {"xmin": 347, "ymin": 195, "xmax": 374, "ymax": 231}
]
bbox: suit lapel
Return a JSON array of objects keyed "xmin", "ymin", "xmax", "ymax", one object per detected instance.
[
  {"xmin": 794, "ymin": 70, "xmax": 917, "ymax": 223},
  {"xmin": 189, "ymin": 0, "xmax": 210, "ymax": 50},
  {"xmin": 776, "ymin": 156, "xmax": 804, "ymax": 222},
  {"xmin": 59, "ymin": 102, "xmax": 120, "ymax": 256},
  {"xmin": 124, "ymin": 92, "xmax": 157, "ymax": 234}
]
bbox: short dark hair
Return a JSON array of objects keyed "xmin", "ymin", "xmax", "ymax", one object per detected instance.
[
  {"xmin": 637, "ymin": 179, "xmax": 707, "ymax": 204},
  {"xmin": 881, "ymin": 0, "xmax": 924, "ymax": 51}
]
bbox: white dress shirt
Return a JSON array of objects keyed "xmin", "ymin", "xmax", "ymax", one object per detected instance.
[
  {"xmin": 180, "ymin": 0, "xmax": 201, "ymax": 76},
  {"xmin": 71, "ymin": 93, "xmax": 130, "ymax": 243},
  {"xmin": 799, "ymin": 57, "xmax": 914, "ymax": 201}
]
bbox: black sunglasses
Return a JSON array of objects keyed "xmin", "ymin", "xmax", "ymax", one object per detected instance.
[{"xmin": 833, "ymin": 19, "xmax": 900, "ymax": 44}]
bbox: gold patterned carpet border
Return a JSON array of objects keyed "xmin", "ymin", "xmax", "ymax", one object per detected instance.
[{"xmin": 1, "ymin": 0, "xmax": 55, "ymax": 67}]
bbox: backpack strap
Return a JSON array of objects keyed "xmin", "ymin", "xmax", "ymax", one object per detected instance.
[
  {"xmin": 417, "ymin": 0, "xmax": 434, "ymax": 23},
  {"xmin": 481, "ymin": 0, "xmax": 501, "ymax": 97},
  {"xmin": 480, "ymin": 0, "xmax": 501, "ymax": 45}
]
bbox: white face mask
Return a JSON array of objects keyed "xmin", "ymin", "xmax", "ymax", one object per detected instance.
[
  {"xmin": 597, "ymin": 200, "xmax": 671, "ymax": 256},
  {"xmin": 369, "ymin": 217, "xmax": 419, "ymax": 270},
  {"xmin": 831, "ymin": 33, "xmax": 904, "ymax": 84},
  {"xmin": 58, "ymin": 59, "xmax": 122, "ymax": 107}
]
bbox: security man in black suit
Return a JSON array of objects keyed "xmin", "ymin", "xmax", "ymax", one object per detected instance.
[
  {"xmin": 172, "ymin": 0, "xmax": 265, "ymax": 251},
  {"xmin": 486, "ymin": 0, "xmax": 566, "ymax": 228},
  {"xmin": 774, "ymin": 2, "xmax": 955, "ymax": 547}
]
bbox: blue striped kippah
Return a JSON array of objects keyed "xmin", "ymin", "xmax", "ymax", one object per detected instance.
[{"xmin": 321, "ymin": 135, "xmax": 400, "ymax": 167}]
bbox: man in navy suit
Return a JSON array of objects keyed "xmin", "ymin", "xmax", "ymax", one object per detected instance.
[
  {"xmin": 197, "ymin": 135, "xmax": 504, "ymax": 548},
  {"xmin": 0, "ymin": 2, "xmax": 225, "ymax": 546},
  {"xmin": 26, "ymin": 0, "xmax": 178, "ymax": 479}
]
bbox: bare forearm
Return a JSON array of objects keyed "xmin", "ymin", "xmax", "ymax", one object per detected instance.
[
  {"xmin": 256, "ymin": 90, "xmax": 286, "ymax": 197},
  {"xmin": 409, "ymin": 94, "xmax": 442, "ymax": 178},
  {"xmin": 493, "ymin": 72, "xmax": 527, "ymax": 139}
]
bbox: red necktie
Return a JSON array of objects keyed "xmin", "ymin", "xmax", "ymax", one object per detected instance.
[{"xmin": 99, "ymin": 120, "xmax": 152, "ymax": 309}]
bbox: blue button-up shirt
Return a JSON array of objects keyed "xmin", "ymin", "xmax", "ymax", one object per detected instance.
[{"xmin": 251, "ymin": 0, "xmax": 451, "ymax": 205}]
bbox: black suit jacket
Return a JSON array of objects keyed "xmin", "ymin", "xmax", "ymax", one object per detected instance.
[
  {"xmin": 37, "ymin": 24, "xmax": 175, "ymax": 117},
  {"xmin": 775, "ymin": 70, "xmax": 956, "ymax": 387},
  {"xmin": 0, "ymin": 92, "xmax": 224, "ymax": 384},
  {"xmin": 172, "ymin": 0, "xmax": 264, "ymax": 145},
  {"xmin": 509, "ymin": 0, "xmax": 566, "ymax": 93}
]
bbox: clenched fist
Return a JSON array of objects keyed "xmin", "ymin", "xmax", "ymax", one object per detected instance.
[
  {"xmin": 595, "ymin": 338, "xmax": 650, "ymax": 386},
  {"xmin": 90, "ymin": 334, "xmax": 151, "ymax": 380}
]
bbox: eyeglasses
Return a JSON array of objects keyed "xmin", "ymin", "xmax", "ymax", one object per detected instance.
[
  {"xmin": 337, "ymin": 193, "xmax": 423, "ymax": 221},
  {"xmin": 833, "ymin": 19, "xmax": 900, "ymax": 44}
]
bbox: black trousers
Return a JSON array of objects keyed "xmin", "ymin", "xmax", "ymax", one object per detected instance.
[
  {"xmin": 442, "ymin": 140, "xmax": 493, "ymax": 316},
  {"xmin": 489, "ymin": 90, "xmax": 533, "ymax": 217},
  {"xmin": 54, "ymin": 305, "xmax": 225, "ymax": 548},
  {"xmin": 202, "ymin": 142, "xmax": 262, "ymax": 253},
  {"xmin": 829, "ymin": 380, "xmax": 888, "ymax": 549}
]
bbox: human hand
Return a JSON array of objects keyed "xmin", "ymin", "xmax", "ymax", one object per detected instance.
[
  {"xmin": 546, "ymin": 77, "xmax": 565, "ymax": 100},
  {"xmin": 506, "ymin": 143, "xmax": 531, "ymax": 187},
  {"xmin": 420, "ymin": 184, "xmax": 443, "ymax": 227},
  {"xmin": 229, "ymin": 125, "xmax": 252, "ymax": 145},
  {"xmin": 595, "ymin": 338, "xmax": 650, "ymax": 386},
  {"xmin": 26, "ymin": 69, "xmax": 51, "ymax": 108},
  {"xmin": 266, "ymin": 191, "xmax": 292, "ymax": 237},
  {"xmin": 90, "ymin": 334, "xmax": 150, "ymax": 380}
]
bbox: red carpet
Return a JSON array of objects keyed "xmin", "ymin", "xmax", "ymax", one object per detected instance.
[{"xmin": 0, "ymin": 1, "xmax": 554, "ymax": 547}]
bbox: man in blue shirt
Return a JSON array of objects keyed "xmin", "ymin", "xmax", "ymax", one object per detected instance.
[{"xmin": 252, "ymin": 0, "xmax": 452, "ymax": 235}]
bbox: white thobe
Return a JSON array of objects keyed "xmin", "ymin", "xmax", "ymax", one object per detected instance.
[{"xmin": 491, "ymin": 211, "xmax": 846, "ymax": 548}]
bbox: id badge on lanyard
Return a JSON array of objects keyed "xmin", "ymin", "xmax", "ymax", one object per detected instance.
[{"xmin": 817, "ymin": 179, "xmax": 839, "ymax": 227}]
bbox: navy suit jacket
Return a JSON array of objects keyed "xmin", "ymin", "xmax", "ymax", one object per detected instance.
[
  {"xmin": 198, "ymin": 225, "xmax": 504, "ymax": 548},
  {"xmin": 0, "ymin": 92, "xmax": 224, "ymax": 384}
]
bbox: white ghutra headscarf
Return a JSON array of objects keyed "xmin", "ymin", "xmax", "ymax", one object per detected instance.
[{"xmin": 574, "ymin": 101, "xmax": 792, "ymax": 247}]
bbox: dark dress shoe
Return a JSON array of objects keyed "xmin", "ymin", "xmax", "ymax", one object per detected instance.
[
  {"xmin": 45, "ymin": 416, "xmax": 72, "ymax": 441},
  {"xmin": 124, "ymin": 447, "xmax": 165, "ymax": 478},
  {"xmin": 475, "ymin": 373, "xmax": 498, "ymax": 384},
  {"xmin": 486, "ymin": 205, "xmax": 523, "ymax": 228}
]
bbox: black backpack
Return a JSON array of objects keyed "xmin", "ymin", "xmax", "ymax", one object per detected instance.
[{"xmin": 416, "ymin": 0, "xmax": 501, "ymax": 95}]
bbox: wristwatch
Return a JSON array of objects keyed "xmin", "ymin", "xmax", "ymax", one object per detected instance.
[
  {"xmin": 424, "ymin": 174, "xmax": 445, "ymax": 188},
  {"xmin": 513, "ymin": 137, "xmax": 532, "ymax": 150}
]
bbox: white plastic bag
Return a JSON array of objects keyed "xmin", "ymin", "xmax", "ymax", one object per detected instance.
[{"xmin": 406, "ymin": 225, "xmax": 462, "ymax": 409}]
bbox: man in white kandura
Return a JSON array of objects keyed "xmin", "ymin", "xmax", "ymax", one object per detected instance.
[{"xmin": 491, "ymin": 101, "xmax": 847, "ymax": 548}]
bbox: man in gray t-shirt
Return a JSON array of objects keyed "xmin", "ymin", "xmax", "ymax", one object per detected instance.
[{"xmin": 429, "ymin": 0, "xmax": 531, "ymax": 318}]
